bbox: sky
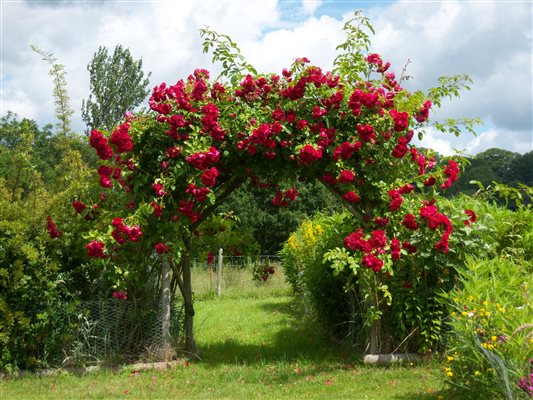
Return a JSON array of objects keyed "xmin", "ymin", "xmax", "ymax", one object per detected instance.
[{"xmin": 1, "ymin": 0, "xmax": 532, "ymax": 156}]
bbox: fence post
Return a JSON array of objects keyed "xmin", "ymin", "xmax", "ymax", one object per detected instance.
[
  {"xmin": 216, "ymin": 248, "xmax": 223, "ymax": 296},
  {"xmin": 161, "ymin": 255, "xmax": 172, "ymax": 357}
]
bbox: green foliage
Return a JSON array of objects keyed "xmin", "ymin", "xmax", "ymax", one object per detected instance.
[
  {"xmin": 0, "ymin": 197, "xmax": 79, "ymax": 371},
  {"xmin": 81, "ymin": 45, "xmax": 151, "ymax": 133},
  {"xmin": 282, "ymin": 192, "xmax": 493, "ymax": 353},
  {"xmin": 506, "ymin": 151, "xmax": 533, "ymax": 187},
  {"xmin": 443, "ymin": 257, "xmax": 533, "ymax": 399},
  {"xmin": 476, "ymin": 148, "xmax": 520, "ymax": 180},
  {"xmin": 280, "ymin": 213, "xmax": 362, "ymax": 341},
  {"xmin": 190, "ymin": 211, "xmax": 260, "ymax": 258},
  {"xmin": 218, "ymin": 180, "xmax": 341, "ymax": 254},
  {"xmin": 31, "ymin": 46, "xmax": 74, "ymax": 136},
  {"xmin": 0, "ymin": 113, "xmax": 110, "ymax": 371},
  {"xmin": 333, "ymin": 11, "xmax": 374, "ymax": 80}
]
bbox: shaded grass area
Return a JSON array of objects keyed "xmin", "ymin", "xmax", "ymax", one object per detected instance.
[{"xmin": 0, "ymin": 283, "xmax": 452, "ymax": 399}]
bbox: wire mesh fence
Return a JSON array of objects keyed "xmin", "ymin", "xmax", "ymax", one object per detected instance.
[
  {"xmin": 61, "ymin": 255, "xmax": 285, "ymax": 366},
  {"xmin": 63, "ymin": 298, "xmax": 183, "ymax": 367}
]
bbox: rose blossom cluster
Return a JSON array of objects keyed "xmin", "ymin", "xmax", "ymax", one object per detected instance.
[
  {"xmin": 344, "ymin": 228, "xmax": 397, "ymax": 272},
  {"xmin": 111, "ymin": 217, "xmax": 143, "ymax": 245}
]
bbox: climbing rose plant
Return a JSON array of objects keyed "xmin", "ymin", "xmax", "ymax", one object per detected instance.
[{"xmin": 51, "ymin": 14, "xmax": 479, "ymax": 352}]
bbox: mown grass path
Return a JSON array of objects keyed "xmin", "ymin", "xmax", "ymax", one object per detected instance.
[{"xmin": 0, "ymin": 290, "xmax": 447, "ymax": 399}]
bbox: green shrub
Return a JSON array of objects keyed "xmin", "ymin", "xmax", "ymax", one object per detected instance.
[
  {"xmin": 0, "ymin": 215, "xmax": 80, "ymax": 371},
  {"xmin": 443, "ymin": 256, "xmax": 533, "ymax": 399},
  {"xmin": 280, "ymin": 213, "xmax": 357, "ymax": 341}
]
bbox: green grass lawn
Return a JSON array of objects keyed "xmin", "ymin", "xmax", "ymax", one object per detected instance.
[{"xmin": 0, "ymin": 273, "xmax": 451, "ymax": 399}]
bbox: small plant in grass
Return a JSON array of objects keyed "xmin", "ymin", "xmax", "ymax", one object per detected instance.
[
  {"xmin": 444, "ymin": 256, "xmax": 533, "ymax": 399},
  {"xmin": 252, "ymin": 263, "xmax": 276, "ymax": 282}
]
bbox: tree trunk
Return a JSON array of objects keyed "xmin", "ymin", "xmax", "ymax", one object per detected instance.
[
  {"xmin": 181, "ymin": 244, "xmax": 198, "ymax": 356},
  {"xmin": 161, "ymin": 255, "xmax": 172, "ymax": 358}
]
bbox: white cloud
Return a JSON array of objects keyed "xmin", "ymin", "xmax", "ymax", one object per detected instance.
[
  {"xmin": 302, "ymin": 0, "xmax": 322, "ymax": 15},
  {"xmin": 414, "ymin": 127, "xmax": 456, "ymax": 156}
]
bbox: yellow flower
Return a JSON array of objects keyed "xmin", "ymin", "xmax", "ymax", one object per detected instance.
[
  {"xmin": 491, "ymin": 336, "xmax": 497, "ymax": 342},
  {"xmin": 461, "ymin": 311, "xmax": 468, "ymax": 317},
  {"xmin": 446, "ymin": 371, "xmax": 454, "ymax": 377},
  {"xmin": 485, "ymin": 311, "xmax": 491, "ymax": 317},
  {"xmin": 468, "ymin": 295, "xmax": 474, "ymax": 302},
  {"xmin": 474, "ymin": 371, "xmax": 481, "ymax": 376},
  {"xmin": 451, "ymin": 311, "xmax": 456, "ymax": 317},
  {"xmin": 447, "ymin": 356, "xmax": 454, "ymax": 362}
]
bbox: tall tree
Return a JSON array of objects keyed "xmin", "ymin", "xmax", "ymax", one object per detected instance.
[
  {"xmin": 476, "ymin": 147, "xmax": 520, "ymax": 180},
  {"xmin": 82, "ymin": 45, "xmax": 151, "ymax": 133},
  {"xmin": 505, "ymin": 151, "xmax": 533, "ymax": 186},
  {"xmin": 31, "ymin": 46, "xmax": 74, "ymax": 136}
]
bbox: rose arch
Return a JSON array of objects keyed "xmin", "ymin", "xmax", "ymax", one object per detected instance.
[{"xmin": 55, "ymin": 15, "xmax": 479, "ymax": 355}]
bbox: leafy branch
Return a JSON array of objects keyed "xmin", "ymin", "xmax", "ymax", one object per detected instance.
[
  {"xmin": 200, "ymin": 27, "xmax": 257, "ymax": 84},
  {"xmin": 428, "ymin": 74, "xmax": 473, "ymax": 108},
  {"xmin": 333, "ymin": 11, "xmax": 375, "ymax": 79}
]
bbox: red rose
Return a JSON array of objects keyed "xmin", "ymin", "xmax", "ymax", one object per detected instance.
[
  {"xmin": 72, "ymin": 201, "xmax": 87, "ymax": 214},
  {"xmin": 155, "ymin": 243, "xmax": 169, "ymax": 254},
  {"xmin": 112, "ymin": 291, "xmax": 127, "ymax": 300},
  {"xmin": 47, "ymin": 216, "xmax": 61, "ymax": 238},
  {"xmin": 338, "ymin": 170, "xmax": 355, "ymax": 183},
  {"xmin": 464, "ymin": 209, "xmax": 477, "ymax": 225},
  {"xmin": 201, "ymin": 167, "xmax": 219, "ymax": 187},
  {"xmin": 86, "ymin": 240, "xmax": 106, "ymax": 258},
  {"xmin": 298, "ymin": 145, "xmax": 322, "ymax": 166},
  {"xmin": 344, "ymin": 191, "xmax": 360, "ymax": 203}
]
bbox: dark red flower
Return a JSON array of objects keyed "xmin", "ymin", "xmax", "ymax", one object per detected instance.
[
  {"xmin": 374, "ymin": 217, "xmax": 389, "ymax": 227},
  {"xmin": 391, "ymin": 238, "xmax": 401, "ymax": 260},
  {"xmin": 424, "ymin": 176, "xmax": 436, "ymax": 186},
  {"xmin": 298, "ymin": 145, "xmax": 322, "ymax": 166},
  {"xmin": 402, "ymin": 241, "xmax": 418, "ymax": 254},
  {"xmin": 414, "ymin": 100, "xmax": 432, "ymax": 123},
  {"xmin": 152, "ymin": 183, "xmax": 166, "ymax": 196},
  {"xmin": 362, "ymin": 254, "xmax": 384, "ymax": 272},
  {"xmin": 47, "ymin": 216, "xmax": 61, "ymax": 238},
  {"xmin": 357, "ymin": 124, "xmax": 375, "ymax": 142},
  {"xmin": 338, "ymin": 170, "xmax": 355, "ymax": 183},
  {"xmin": 207, "ymin": 252, "xmax": 215, "ymax": 265},
  {"xmin": 344, "ymin": 191, "xmax": 360, "ymax": 203},
  {"xmin": 186, "ymin": 146, "xmax": 220, "ymax": 170},
  {"xmin": 86, "ymin": 240, "xmax": 106, "ymax": 258},
  {"xmin": 201, "ymin": 167, "xmax": 219, "ymax": 187},
  {"xmin": 389, "ymin": 109, "xmax": 409, "ymax": 132},
  {"xmin": 90, "ymin": 130, "xmax": 113, "ymax": 160},
  {"xmin": 112, "ymin": 291, "xmax": 127, "ymax": 300},
  {"xmin": 72, "ymin": 201, "xmax": 87, "ymax": 214},
  {"xmin": 370, "ymin": 230, "xmax": 387, "ymax": 250},
  {"xmin": 441, "ymin": 160, "xmax": 460, "ymax": 189},
  {"xmin": 464, "ymin": 209, "xmax": 477, "ymax": 225},
  {"xmin": 155, "ymin": 243, "xmax": 169, "ymax": 254},
  {"xmin": 109, "ymin": 123, "xmax": 133, "ymax": 153},
  {"xmin": 284, "ymin": 188, "xmax": 298, "ymax": 201},
  {"xmin": 402, "ymin": 214, "xmax": 419, "ymax": 230}
]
